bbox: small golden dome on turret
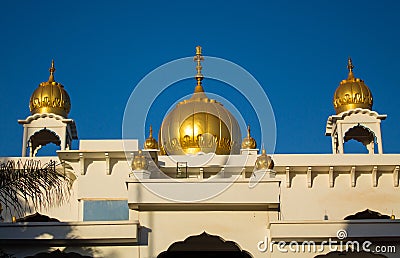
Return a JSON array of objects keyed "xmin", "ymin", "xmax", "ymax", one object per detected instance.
[
  {"xmin": 29, "ymin": 60, "xmax": 71, "ymax": 118},
  {"xmin": 242, "ymin": 125, "xmax": 257, "ymax": 149},
  {"xmin": 132, "ymin": 150, "xmax": 148, "ymax": 170},
  {"xmin": 333, "ymin": 57, "xmax": 373, "ymax": 114},
  {"xmin": 159, "ymin": 46, "xmax": 241, "ymax": 155},
  {"xmin": 255, "ymin": 149, "xmax": 274, "ymax": 170},
  {"xmin": 144, "ymin": 125, "xmax": 159, "ymax": 149}
]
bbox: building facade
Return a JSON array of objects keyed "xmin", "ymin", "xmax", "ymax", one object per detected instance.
[{"xmin": 0, "ymin": 48, "xmax": 399, "ymax": 258}]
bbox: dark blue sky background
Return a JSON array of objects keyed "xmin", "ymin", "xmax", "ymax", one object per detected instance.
[{"xmin": 1, "ymin": 1, "xmax": 400, "ymax": 156}]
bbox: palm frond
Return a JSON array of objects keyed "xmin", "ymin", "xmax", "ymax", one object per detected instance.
[{"xmin": 0, "ymin": 159, "xmax": 72, "ymax": 218}]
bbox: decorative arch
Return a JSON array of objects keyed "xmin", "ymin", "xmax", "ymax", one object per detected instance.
[
  {"xmin": 344, "ymin": 125, "xmax": 375, "ymax": 146},
  {"xmin": 157, "ymin": 232, "xmax": 252, "ymax": 258},
  {"xmin": 25, "ymin": 249, "xmax": 92, "ymax": 258},
  {"xmin": 16, "ymin": 212, "xmax": 60, "ymax": 222},
  {"xmin": 19, "ymin": 113, "xmax": 78, "ymax": 157},
  {"xmin": 343, "ymin": 124, "xmax": 376, "ymax": 154},
  {"xmin": 325, "ymin": 108, "xmax": 386, "ymax": 154},
  {"xmin": 29, "ymin": 128, "xmax": 61, "ymax": 156},
  {"xmin": 344, "ymin": 209, "xmax": 390, "ymax": 220}
]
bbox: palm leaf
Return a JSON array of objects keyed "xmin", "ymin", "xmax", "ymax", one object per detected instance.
[{"xmin": 0, "ymin": 159, "xmax": 72, "ymax": 218}]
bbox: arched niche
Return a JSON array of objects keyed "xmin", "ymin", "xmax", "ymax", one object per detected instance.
[
  {"xmin": 343, "ymin": 125, "xmax": 376, "ymax": 154},
  {"xmin": 25, "ymin": 249, "xmax": 92, "ymax": 258},
  {"xmin": 18, "ymin": 113, "xmax": 78, "ymax": 157},
  {"xmin": 29, "ymin": 128, "xmax": 61, "ymax": 156},
  {"xmin": 157, "ymin": 232, "xmax": 252, "ymax": 258},
  {"xmin": 325, "ymin": 108, "xmax": 386, "ymax": 154},
  {"xmin": 344, "ymin": 209, "xmax": 390, "ymax": 220}
]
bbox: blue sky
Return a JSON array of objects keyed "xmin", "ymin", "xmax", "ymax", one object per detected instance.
[{"xmin": 1, "ymin": 1, "xmax": 400, "ymax": 156}]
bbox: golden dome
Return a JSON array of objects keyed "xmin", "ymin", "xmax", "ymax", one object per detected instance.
[
  {"xmin": 255, "ymin": 149, "xmax": 274, "ymax": 170},
  {"xmin": 159, "ymin": 46, "xmax": 241, "ymax": 155},
  {"xmin": 241, "ymin": 125, "xmax": 257, "ymax": 149},
  {"xmin": 29, "ymin": 60, "xmax": 71, "ymax": 118},
  {"xmin": 144, "ymin": 125, "xmax": 159, "ymax": 149},
  {"xmin": 333, "ymin": 57, "xmax": 373, "ymax": 114}
]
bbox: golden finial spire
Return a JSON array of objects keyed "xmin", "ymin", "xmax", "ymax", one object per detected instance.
[
  {"xmin": 242, "ymin": 125, "xmax": 257, "ymax": 149},
  {"xmin": 193, "ymin": 46, "xmax": 204, "ymax": 93},
  {"xmin": 48, "ymin": 59, "xmax": 56, "ymax": 83},
  {"xmin": 261, "ymin": 148, "xmax": 266, "ymax": 155},
  {"xmin": 149, "ymin": 125, "xmax": 153, "ymax": 138},
  {"xmin": 144, "ymin": 125, "xmax": 159, "ymax": 149},
  {"xmin": 347, "ymin": 57, "xmax": 355, "ymax": 80}
]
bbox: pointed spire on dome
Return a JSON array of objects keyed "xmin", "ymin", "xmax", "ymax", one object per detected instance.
[
  {"xmin": 347, "ymin": 57, "xmax": 355, "ymax": 80},
  {"xmin": 30, "ymin": 60, "xmax": 71, "ymax": 117},
  {"xmin": 48, "ymin": 59, "xmax": 56, "ymax": 83},
  {"xmin": 241, "ymin": 125, "xmax": 257, "ymax": 149},
  {"xmin": 144, "ymin": 125, "xmax": 159, "ymax": 150},
  {"xmin": 333, "ymin": 57, "xmax": 373, "ymax": 114},
  {"xmin": 159, "ymin": 46, "xmax": 242, "ymax": 155},
  {"xmin": 193, "ymin": 46, "xmax": 205, "ymax": 93}
]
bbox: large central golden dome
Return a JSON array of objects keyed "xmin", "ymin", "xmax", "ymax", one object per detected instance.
[
  {"xmin": 333, "ymin": 58, "xmax": 373, "ymax": 114},
  {"xmin": 29, "ymin": 60, "xmax": 71, "ymax": 118},
  {"xmin": 159, "ymin": 46, "xmax": 241, "ymax": 155}
]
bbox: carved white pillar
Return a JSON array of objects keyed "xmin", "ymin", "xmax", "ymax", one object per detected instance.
[
  {"xmin": 337, "ymin": 123, "xmax": 344, "ymax": 154},
  {"xmin": 331, "ymin": 131, "xmax": 337, "ymax": 154},
  {"xmin": 366, "ymin": 141, "xmax": 374, "ymax": 154},
  {"xmin": 376, "ymin": 126, "xmax": 383, "ymax": 154},
  {"xmin": 21, "ymin": 126, "xmax": 27, "ymax": 157}
]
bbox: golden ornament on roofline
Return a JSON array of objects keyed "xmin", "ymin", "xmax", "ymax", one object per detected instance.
[
  {"xmin": 241, "ymin": 125, "xmax": 257, "ymax": 149},
  {"xmin": 159, "ymin": 145, "xmax": 167, "ymax": 155},
  {"xmin": 255, "ymin": 148, "xmax": 274, "ymax": 170},
  {"xmin": 144, "ymin": 125, "xmax": 159, "ymax": 149},
  {"xmin": 29, "ymin": 60, "xmax": 71, "ymax": 118},
  {"xmin": 132, "ymin": 150, "xmax": 148, "ymax": 170},
  {"xmin": 333, "ymin": 57, "xmax": 373, "ymax": 114}
]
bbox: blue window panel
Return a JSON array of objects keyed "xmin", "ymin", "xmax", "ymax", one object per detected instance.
[{"xmin": 83, "ymin": 200, "xmax": 128, "ymax": 221}]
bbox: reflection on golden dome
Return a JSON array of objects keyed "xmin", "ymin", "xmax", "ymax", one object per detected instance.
[
  {"xmin": 159, "ymin": 46, "xmax": 241, "ymax": 155},
  {"xmin": 144, "ymin": 125, "xmax": 159, "ymax": 149},
  {"xmin": 241, "ymin": 125, "xmax": 257, "ymax": 149},
  {"xmin": 333, "ymin": 57, "xmax": 373, "ymax": 114},
  {"xmin": 255, "ymin": 149, "xmax": 274, "ymax": 170},
  {"xmin": 132, "ymin": 150, "xmax": 148, "ymax": 170},
  {"xmin": 29, "ymin": 60, "xmax": 71, "ymax": 118}
]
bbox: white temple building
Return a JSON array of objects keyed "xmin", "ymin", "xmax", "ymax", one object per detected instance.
[{"xmin": 0, "ymin": 47, "xmax": 399, "ymax": 258}]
